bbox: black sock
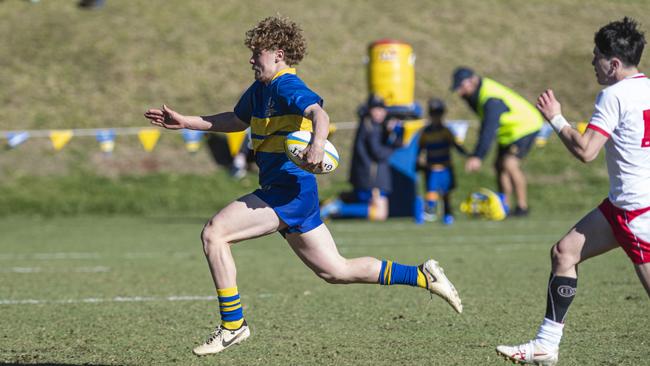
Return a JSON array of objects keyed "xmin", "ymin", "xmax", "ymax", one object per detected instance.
[
  {"xmin": 443, "ymin": 195, "xmax": 452, "ymax": 216},
  {"xmin": 544, "ymin": 274, "xmax": 577, "ymax": 323}
]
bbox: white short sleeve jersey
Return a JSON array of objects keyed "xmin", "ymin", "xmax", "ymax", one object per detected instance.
[{"xmin": 588, "ymin": 73, "xmax": 650, "ymax": 210}]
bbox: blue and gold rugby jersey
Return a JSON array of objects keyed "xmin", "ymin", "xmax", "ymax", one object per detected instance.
[
  {"xmin": 234, "ymin": 68, "xmax": 322, "ymax": 186},
  {"xmin": 418, "ymin": 125, "xmax": 455, "ymax": 168}
]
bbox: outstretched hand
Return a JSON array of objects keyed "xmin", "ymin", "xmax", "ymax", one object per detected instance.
[
  {"xmin": 536, "ymin": 89, "xmax": 563, "ymax": 122},
  {"xmin": 144, "ymin": 104, "xmax": 189, "ymax": 129}
]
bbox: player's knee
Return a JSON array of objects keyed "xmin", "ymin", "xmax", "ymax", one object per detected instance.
[
  {"xmin": 551, "ymin": 241, "xmax": 579, "ymax": 269},
  {"xmin": 200, "ymin": 220, "xmax": 227, "ymax": 255},
  {"xmin": 502, "ymin": 156, "xmax": 520, "ymax": 171}
]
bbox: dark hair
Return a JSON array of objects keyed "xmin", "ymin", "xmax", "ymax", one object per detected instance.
[
  {"xmin": 245, "ymin": 16, "xmax": 306, "ymax": 66},
  {"xmin": 427, "ymin": 97, "xmax": 446, "ymax": 115},
  {"xmin": 367, "ymin": 94, "xmax": 385, "ymax": 108},
  {"xmin": 594, "ymin": 17, "xmax": 646, "ymax": 66}
]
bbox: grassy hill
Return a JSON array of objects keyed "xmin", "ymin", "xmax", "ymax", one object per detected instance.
[
  {"xmin": 2, "ymin": 0, "xmax": 648, "ymax": 128},
  {"xmin": 0, "ymin": 0, "xmax": 648, "ymax": 214}
]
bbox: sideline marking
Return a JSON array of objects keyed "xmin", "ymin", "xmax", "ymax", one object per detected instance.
[
  {"xmin": 0, "ymin": 295, "xmax": 217, "ymax": 305},
  {"xmin": 0, "ymin": 252, "xmax": 193, "ymax": 261},
  {"xmin": 0, "ymin": 293, "xmax": 277, "ymax": 306},
  {"xmin": 1, "ymin": 266, "xmax": 110, "ymax": 273}
]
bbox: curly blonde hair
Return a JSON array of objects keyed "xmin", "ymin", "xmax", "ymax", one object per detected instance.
[{"xmin": 244, "ymin": 16, "xmax": 307, "ymax": 66}]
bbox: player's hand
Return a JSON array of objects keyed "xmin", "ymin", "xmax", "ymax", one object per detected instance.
[
  {"xmin": 536, "ymin": 89, "xmax": 563, "ymax": 122},
  {"xmin": 299, "ymin": 143, "xmax": 325, "ymax": 172},
  {"xmin": 465, "ymin": 156, "xmax": 482, "ymax": 172},
  {"xmin": 144, "ymin": 104, "xmax": 190, "ymax": 130}
]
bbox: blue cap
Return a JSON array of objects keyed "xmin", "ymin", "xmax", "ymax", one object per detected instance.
[{"xmin": 450, "ymin": 67, "xmax": 475, "ymax": 91}]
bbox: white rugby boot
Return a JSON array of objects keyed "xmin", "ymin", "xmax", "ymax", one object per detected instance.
[
  {"xmin": 192, "ymin": 321, "xmax": 250, "ymax": 356},
  {"xmin": 496, "ymin": 340, "xmax": 559, "ymax": 365},
  {"xmin": 421, "ymin": 259, "xmax": 463, "ymax": 313}
]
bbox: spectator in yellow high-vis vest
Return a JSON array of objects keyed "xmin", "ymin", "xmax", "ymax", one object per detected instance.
[{"xmin": 451, "ymin": 67, "xmax": 543, "ymax": 217}]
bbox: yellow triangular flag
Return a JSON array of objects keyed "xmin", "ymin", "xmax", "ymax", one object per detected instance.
[
  {"xmin": 49, "ymin": 130, "xmax": 73, "ymax": 151},
  {"xmin": 138, "ymin": 128, "xmax": 161, "ymax": 152},
  {"xmin": 226, "ymin": 131, "xmax": 247, "ymax": 157}
]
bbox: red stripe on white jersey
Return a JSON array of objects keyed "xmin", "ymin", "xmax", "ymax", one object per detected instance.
[{"xmin": 587, "ymin": 123, "xmax": 610, "ymax": 138}]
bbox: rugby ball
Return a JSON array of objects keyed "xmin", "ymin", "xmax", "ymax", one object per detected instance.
[{"xmin": 284, "ymin": 130, "xmax": 339, "ymax": 174}]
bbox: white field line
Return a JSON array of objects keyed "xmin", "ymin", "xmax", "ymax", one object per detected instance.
[
  {"xmin": 0, "ymin": 266, "xmax": 110, "ymax": 273},
  {"xmin": 0, "ymin": 293, "xmax": 276, "ymax": 306},
  {"xmin": 0, "ymin": 252, "xmax": 193, "ymax": 261},
  {"xmin": 0, "ymin": 295, "xmax": 216, "ymax": 305}
]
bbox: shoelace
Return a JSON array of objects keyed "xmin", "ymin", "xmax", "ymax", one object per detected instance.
[{"xmin": 205, "ymin": 327, "xmax": 225, "ymax": 344}]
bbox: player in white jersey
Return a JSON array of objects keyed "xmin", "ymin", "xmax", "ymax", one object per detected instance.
[{"xmin": 496, "ymin": 17, "xmax": 649, "ymax": 365}]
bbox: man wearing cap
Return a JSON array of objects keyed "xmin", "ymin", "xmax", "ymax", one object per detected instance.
[{"xmin": 451, "ymin": 67, "xmax": 543, "ymax": 216}]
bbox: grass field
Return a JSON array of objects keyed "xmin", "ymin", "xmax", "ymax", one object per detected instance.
[
  {"xmin": 0, "ymin": 215, "xmax": 646, "ymax": 365},
  {"xmin": 1, "ymin": 1, "xmax": 648, "ymax": 365}
]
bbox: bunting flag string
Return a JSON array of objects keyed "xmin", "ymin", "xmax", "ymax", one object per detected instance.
[
  {"xmin": 4, "ymin": 119, "xmax": 567, "ymax": 156},
  {"xmin": 0, "ymin": 123, "xmax": 360, "ymax": 155}
]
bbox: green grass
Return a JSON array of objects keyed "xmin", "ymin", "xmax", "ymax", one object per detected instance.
[{"xmin": 0, "ymin": 215, "xmax": 646, "ymax": 365}]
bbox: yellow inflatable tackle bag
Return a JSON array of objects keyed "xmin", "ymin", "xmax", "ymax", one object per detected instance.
[{"xmin": 460, "ymin": 188, "xmax": 507, "ymax": 221}]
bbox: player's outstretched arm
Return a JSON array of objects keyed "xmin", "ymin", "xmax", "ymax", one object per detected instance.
[
  {"xmin": 536, "ymin": 89, "xmax": 608, "ymax": 163},
  {"xmin": 144, "ymin": 105, "xmax": 248, "ymax": 132}
]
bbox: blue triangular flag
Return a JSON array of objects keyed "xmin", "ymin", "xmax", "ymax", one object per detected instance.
[{"xmin": 7, "ymin": 131, "xmax": 30, "ymax": 148}]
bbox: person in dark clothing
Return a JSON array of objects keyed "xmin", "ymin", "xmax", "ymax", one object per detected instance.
[
  {"xmin": 451, "ymin": 67, "xmax": 543, "ymax": 216},
  {"xmin": 320, "ymin": 94, "xmax": 402, "ymax": 221}
]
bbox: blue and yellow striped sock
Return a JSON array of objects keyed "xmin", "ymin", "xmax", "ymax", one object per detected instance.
[
  {"xmin": 217, "ymin": 287, "xmax": 244, "ymax": 330},
  {"xmin": 378, "ymin": 260, "xmax": 428, "ymax": 288}
]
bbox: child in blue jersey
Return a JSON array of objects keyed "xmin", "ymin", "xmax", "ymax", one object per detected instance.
[
  {"xmin": 144, "ymin": 16, "xmax": 462, "ymax": 356},
  {"xmin": 418, "ymin": 98, "xmax": 466, "ymax": 225}
]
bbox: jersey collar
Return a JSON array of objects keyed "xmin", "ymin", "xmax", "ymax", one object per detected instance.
[
  {"xmin": 627, "ymin": 73, "xmax": 646, "ymax": 79},
  {"xmin": 271, "ymin": 68, "xmax": 296, "ymax": 81}
]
